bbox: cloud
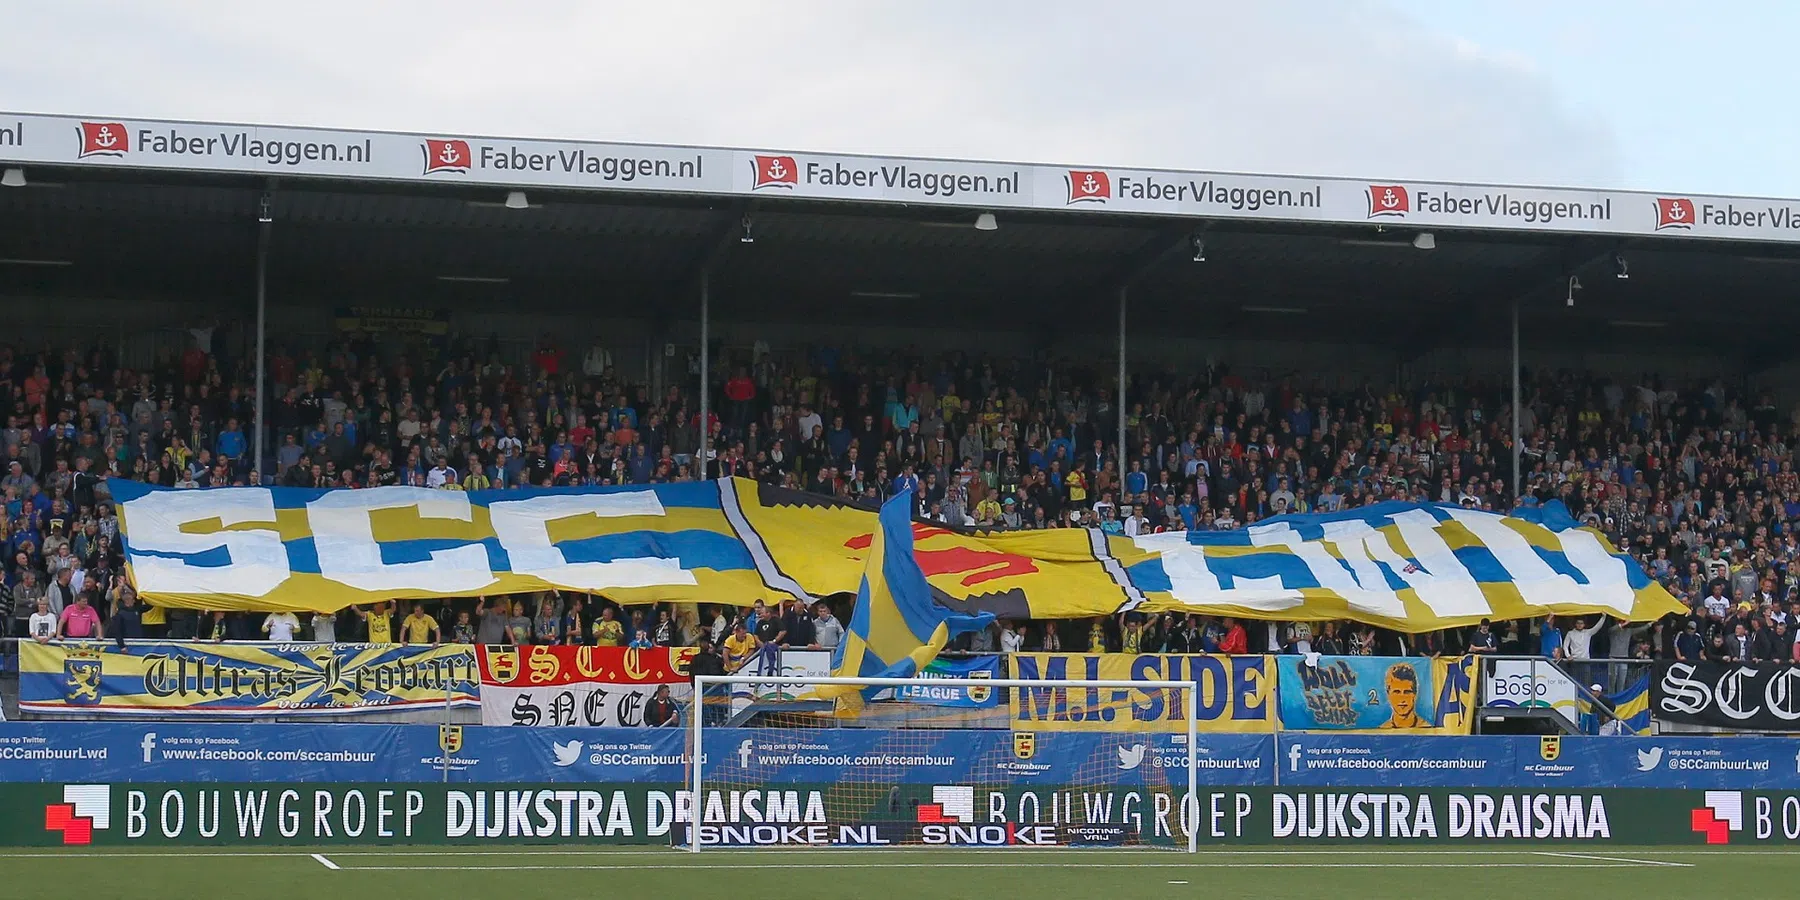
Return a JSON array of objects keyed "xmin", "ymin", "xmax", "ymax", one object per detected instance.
[{"xmin": 0, "ymin": 0, "xmax": 1618, "ymax": 188}]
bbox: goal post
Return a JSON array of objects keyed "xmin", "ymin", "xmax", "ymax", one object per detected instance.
[{"xmin": 687, "ymin": 674, "xmax": 1200, "ymax": 853}]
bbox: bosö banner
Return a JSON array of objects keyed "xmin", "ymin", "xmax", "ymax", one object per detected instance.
[{"xmin": 19, "ymin": 641, "xmax": 478, "ymax": 716}]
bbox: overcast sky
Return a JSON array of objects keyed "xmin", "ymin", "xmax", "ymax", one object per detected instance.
[{"xmin": 2, "ymin": 1, "xmax": 1792, "ymax": 196}]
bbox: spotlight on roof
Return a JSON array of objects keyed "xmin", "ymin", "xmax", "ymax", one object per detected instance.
[
  {"xmin": 0, "ymin": 168, "xmax": 23, "ymax": 188},
  {"xmin": 1566, "ymin": 275, "xmax": 1582, "ymax": 307},
  {"xmin": 504, "ymin": 190, "xmax": 529, "ymax": 210},
  {"xmin": 1613, "ymin": 253, "xmax": 1629, "ymax": 279},
  {"xmin": 974, "ymin": 212, "xmax": 998, "ymax": 231},
  {"xmin": 1190, "ymin": 235, "xmax": 1207, "ymax": 262},
  {"xmin": 1412, "ymin": 232, "xmax": 1436, "ymax": 250},
  {"xmin": 739, "ymin": 215, "xmax": 754, "ymax": 244}
]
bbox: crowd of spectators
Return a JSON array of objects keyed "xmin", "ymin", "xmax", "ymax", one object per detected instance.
[{"xmin": 5, "ymin": 323, "xmax": 1800, "ymax": 685}]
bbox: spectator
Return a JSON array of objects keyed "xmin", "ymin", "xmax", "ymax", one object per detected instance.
[
  {"xmin": 401, "ymin": 602, "xmax": 440, "ymax": 645},
  {"xmin": 57, "ymin": 590, "xmax": 103, "ymax": 640},
  {"xmin": 812, "ymin": 602, "xmax": 843, "ymax": 651},
  {"xmin": 592, "ymin": 605, "xmax": 624, "ymax": 647},
  {"xmin": 642, "ymin": 684, "xmax": 679, "ymax": 726},
  {"xmin": 723, "ymin": 620, "xmax": 758, "ymax": 671},
  {"xmin": 26, "ymin": 596, "xmax": 55, "ymax": 642},
  {"xmin": 263, "ymin": 608, "xmax": 301, "ymax": 642}
]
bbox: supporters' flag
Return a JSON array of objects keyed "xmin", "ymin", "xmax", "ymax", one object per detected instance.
[
  {"xmin": 819, "ymin": 492, "xmax": 995, "ymax": 713},
  {"xmin": 1583, "ymin": 672, "xmax": 1652, "ymax": 736}
]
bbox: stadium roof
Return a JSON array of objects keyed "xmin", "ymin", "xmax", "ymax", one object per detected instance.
[{"xmin": 4, "ymin": 111, "xmax": 1800, "ymax": 362}]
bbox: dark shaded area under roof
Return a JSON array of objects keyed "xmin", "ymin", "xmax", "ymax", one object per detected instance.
[{"xmin": 2, "ymin": 165, "xmax": 1797, "ymax": 369}]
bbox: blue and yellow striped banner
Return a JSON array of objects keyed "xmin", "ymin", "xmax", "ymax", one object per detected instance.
[{"xmin": 113, "ymin": 478, "xmax": 1684, "ymax": 632}]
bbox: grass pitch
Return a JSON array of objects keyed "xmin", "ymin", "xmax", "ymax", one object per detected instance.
[{"xmin": 4, "ymin": 845, "xmax": 1795, "ymax": 900}]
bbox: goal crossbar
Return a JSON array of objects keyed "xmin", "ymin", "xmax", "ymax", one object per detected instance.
[{"xmin": 690, "ymin": 674, "xmax": 1201, "ymax": 853}]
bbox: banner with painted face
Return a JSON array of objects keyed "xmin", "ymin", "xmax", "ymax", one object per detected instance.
[{"xmin": 1274, "ymin": 655, "xmax": 1477, "ymax": 734}]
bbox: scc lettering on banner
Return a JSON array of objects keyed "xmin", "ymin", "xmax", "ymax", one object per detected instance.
[
  {"xmin": 1008, "ymin": 654, "xmax": 1274, "ymax": 733},
  {"xmin": 1652, "ymin": 660, "xmax": 1800, "ymax": 730},
  {"xmin": 475, "ymin": 646, "xmax": 695, "ymax": 728}
]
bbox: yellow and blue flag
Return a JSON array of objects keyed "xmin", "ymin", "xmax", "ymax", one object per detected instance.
[{"xmin": 820, "ymin": 492, "xmax": 995, "ymax": 710}]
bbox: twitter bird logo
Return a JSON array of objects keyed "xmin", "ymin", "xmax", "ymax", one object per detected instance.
[
  {"xmin": 1635, "ymin": 746, "xmax": 1664, "ymax": 772},
  {"xmin": 552, "ymin": 739, "xmax": 582, "ymax": 768},
  {"xmin": 1117, "ymin": 743, "xmax": 1147, "ymax": 771}
]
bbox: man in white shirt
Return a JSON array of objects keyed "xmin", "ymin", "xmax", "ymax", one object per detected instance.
[
  {"xmin": 999, "ymin": 620, "xmax": 1025, "ymax": 654},
  {"xmin": 263, "ymin": 611, "xmax": 301, "ymax": 642},
  {"xmin": 426, "ymin": 458, "xmax": 456, "ymax": 489}
]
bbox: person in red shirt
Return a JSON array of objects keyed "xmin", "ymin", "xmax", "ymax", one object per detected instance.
[
  {"xmin": 1218, "ymin": 617, "xmax": 1248, "ymax": 654},
  {"xmin": 57, "ymin": 591, "xmax": 105, "ymax": 641},
  {"xmin": 532, "ymin": 338, "xmax": 563, "ymax": 377}
]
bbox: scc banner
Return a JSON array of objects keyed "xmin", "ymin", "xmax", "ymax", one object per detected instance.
[
  {"xmin": 1008, "ymin": 654, "xmax": 1275, "ymax": 733},
  {"xmin": 1274, "ymin": 655, "xmax": 1477, "ymax": 734},
  {"xmin": 107, "ymin": 477, "xmax": 1681, "ymax": 637},
  {"xmin": 475, "ymin": 646, "xmax": 695, "ymax": 727},
  {"xmin": 18, "ymin": 641, "xmax": 477, "ymax": 716},
  {"xmin": 1652, "ymin": 660, "xmax": 1800, "ymax": 731}
]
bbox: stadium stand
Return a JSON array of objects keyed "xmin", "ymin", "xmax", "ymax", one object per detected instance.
[{"xmin": 0, "ymin": 319, "xmax": 1790, "ymax": 674}]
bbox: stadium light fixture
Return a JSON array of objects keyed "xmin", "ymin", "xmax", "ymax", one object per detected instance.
[
  {"xmin": 1612, "ymin": 253, "xmax": 1629, "ymax": 279},
  {"xmin": 974, "ymin": 212, "xmax": 998, "ymax": 231},
  {"xmin": 739, "ymin": 215, "xmax": 755, "ymax": 244},
  {"xmin": 1190, "ymin": 236, "xmax": 1207, "ymax": 262},
  {"xmin": 504, "ymin": 191, "xmax": 529, "ymax": 210},
  {"xmin": 1566, "ymin": 275, "xmax": 1582, "ymax": 307},
  {"xmin": 0, "ymin": 258, "xmax": 73, "ymax": 266},
  {"xmin": 1412, "ymin": 232, "xmax": 1436, "ymax": 250},
  {"xmin": 1608, "ymin": 319, "xmax": 1665, "ymax": 328},
  {"xmin": 1242, "ymin": 305, "xmax": 1307, "ymax": 314},
  {"xmin": 436, "ymin": 275, "xmax": 510, "ymax": 284},
  {"xmin": 0, "ymin": 168, "xmax": 23, "ymax": 188}
]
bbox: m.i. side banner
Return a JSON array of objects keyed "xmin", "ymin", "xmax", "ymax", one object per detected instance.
[{"xmin": 19, "ymin": 642, "xmax": 476, "ymax": 716}]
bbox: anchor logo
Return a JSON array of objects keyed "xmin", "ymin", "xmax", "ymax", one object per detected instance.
[
  {"xmin": 76, "ymin": 122, "xmax": 130, "ymax": 158},
  {"xmin": 1065, "ymin": 169, "xmax": 1110, "ymax": 204},
  {"xmin": 1366, "ymin": 184, "xmax": 1410, "ymax": 218},
  {"xmin": 421, "ymin": 138, "xmax": 473, "ymax": 175},
  {"xmin": 751, "ymin": 154, "xmax": 799, "ymax": 189},
  {"xmin": 1654, "ymin": 197, "xmax": 1695, "ymax": 230}
]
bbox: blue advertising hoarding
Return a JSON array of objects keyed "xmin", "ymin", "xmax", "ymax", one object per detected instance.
[{"xmin": 5, "ymin": 721, "xmax": 1799, "ymax": 791}]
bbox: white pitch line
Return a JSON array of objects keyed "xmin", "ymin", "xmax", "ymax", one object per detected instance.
[
  {"xmin": 1535, "ymin": 851, "xmax": 1691, "ymax": 868},
  {"xmin": 336, "ymin": 862, "xmax": 1651, "ymax": 871},
  {"xmin": 311, "ymin": 853, "xmax": 341, "ymax": 871}
]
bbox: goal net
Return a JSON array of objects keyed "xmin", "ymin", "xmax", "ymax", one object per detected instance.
[{"xmin": 682, "ymin": 674, "xmax": 1200, "ymax": 852}]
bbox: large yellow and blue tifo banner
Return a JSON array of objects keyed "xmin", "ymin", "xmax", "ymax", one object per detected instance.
[
  {"xmin": 110, "ymin": 478, "xmax": 1684, "ymax": 631},
  {"xmin": 1275, "ymin": 654, "xmax": 1478, "ymax": 734},
  {"xmin": 19, "ymin": 641, "xmax": 478, "ymax": 716},
  {"xmin": 1007, "ymin": 653, "xmax": 1276, "ymax": 733}
]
